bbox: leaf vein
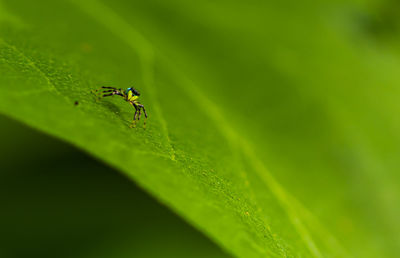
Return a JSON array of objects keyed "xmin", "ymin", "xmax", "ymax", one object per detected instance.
[
  {"xmin": 70, "ymin": 0, "xmax": 176, "ymax": 161},
  {"xmin": 0, "ymin": 38, "xmax": 60, "ymax": 96},
  {"xmin": 68, "ymin": 0, "xmax": 346, "ymax": 256}
]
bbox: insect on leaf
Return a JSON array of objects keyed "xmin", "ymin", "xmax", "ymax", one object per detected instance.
[{"xmin": 1, "ymin": 0, "xmax": 400, "ymax": 257}]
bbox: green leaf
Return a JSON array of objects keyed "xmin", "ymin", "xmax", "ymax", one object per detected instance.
[
  {"xmin": 1, "ymin": 0, "xmax": 400, "ymax": 257},
  {"xmin": 0, "ymin": 114, "xmax": 228, "ymax": 258}
]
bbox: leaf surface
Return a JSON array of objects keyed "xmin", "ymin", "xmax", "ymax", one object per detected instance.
[{"xmin": 1, "ymin": 0, "xmax": 400, "ymax": 257}]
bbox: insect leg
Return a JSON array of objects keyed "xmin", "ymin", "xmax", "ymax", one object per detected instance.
[
  {"xmin": 138, "ymin": 107, "xmax": 143, "ymax": 120},
  {"xmin": 93, "ymin": 86, "xmax": 118, "ymax": 95},
  {"xmin": 94, "ymin": 87, "xmax": 116, "ymax": 93},
  {"xmin": 101, "ymin": 91, "xmax": 123, "ymax": 98},
  {"xmin": 137, "ymin": 104, "xmax": 148, "ymax": 118},
  {"xmin": 95, "ymin": 90, "xmax": 112, "ymax": 96},
  {"xmin": 130, "ymin": 103, "xmax": 138, "ymax": 128},
  {"xmin": 138, "ymin": 105, "xmax": 147, "ymax": 128},
  {"xmin": 142, "ymin": 106, "xmax": 148, "ymax": 118},
  {"xmin": 134, "ymin": 108, "xmax": 139, "ymax": 120},
  {"xmin": 102, "ymin": 93, "xmax": 116, "ymax": 97},
  {"xmin": 93, "ymin": 88, "xmax": 113, "ymax": 100}
]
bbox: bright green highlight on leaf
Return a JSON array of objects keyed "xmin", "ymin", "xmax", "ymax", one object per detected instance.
[{"xmin": 1, "ymin": 0, "xmax": 400, "ymax": 257}]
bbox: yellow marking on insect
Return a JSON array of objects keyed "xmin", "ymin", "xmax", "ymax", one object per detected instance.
[
  {"xmin": 128, "ymin": 94, "xmax": 139, "ymax": 101},
  {"xmin": 128, "ymin": 90, "xmax": 133, "ymax": 100}
]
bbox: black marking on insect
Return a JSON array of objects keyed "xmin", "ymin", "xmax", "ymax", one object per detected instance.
[{"xmin": 92, "ymin": 86, "xmax": 148, "ymax": 128}]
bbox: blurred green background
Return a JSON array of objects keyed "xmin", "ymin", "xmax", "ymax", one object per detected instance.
[{"xmin": 1, "ymin": 0, "xmax": 400, "ymax": 257}]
